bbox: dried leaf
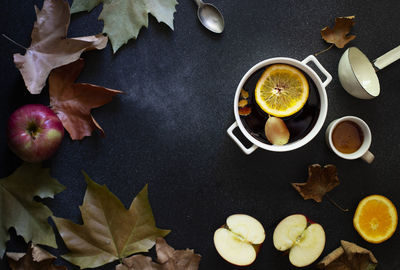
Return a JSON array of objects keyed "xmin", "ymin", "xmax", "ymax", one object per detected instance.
[
  {"xmin": 49, "ymin": 59, "xmax": 122, "ymax": 140},
  {"xmin": 52, "ymin": 173, "xmax": 170, "ymax": 269},
  {"xmin": 116, "ymin": 238, "xmax": 201, "ymax": 270},
  {"xmin": 117, "ymin": 255, "xmax": 162, "ymax": 270},
  {"xmin": 71, "ymin": 0, "xmax": 178, "ymax": 52},
  {"xmin": 156, "ymin": 238, "xmax": 201, "ymax": 269},
  {"xmin": 292, "ymin": 164, "xmax": 339, "ymax": 202},
  {"xmin": 317, "ymin": 240, "xmax": 378, "ymax": 270},
  {"xmin": 13, "ymin": 0, "xmax": 107, "ymax": 94},
  {"xmin": 321, "ymin": 16, "xmax": 356, "ymax": 48},
  {"xmin": 7, "ymin": 243, "xmax": 66, "ymax": 270},
  {"xmin": 0, "ymin": 163, "xmax": 65, "ymax": 257}
]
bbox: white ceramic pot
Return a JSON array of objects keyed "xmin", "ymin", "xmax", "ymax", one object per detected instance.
[{"xmin": 227, "ymin": 55, "xmax": 332, "ymax": 155}]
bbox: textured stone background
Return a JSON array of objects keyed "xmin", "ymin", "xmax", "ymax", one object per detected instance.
[{"xmin": 1, "ymin": 0, "xmax": 400, "ymax": 269}]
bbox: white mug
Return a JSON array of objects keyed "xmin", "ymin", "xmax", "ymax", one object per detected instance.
[{"xmin": 325, "ymin": 116, "xmax": 374, "ymax": 163}]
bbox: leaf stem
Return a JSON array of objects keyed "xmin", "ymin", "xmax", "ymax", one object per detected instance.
[
  {"xmin": 326, "ymin": 194, "xmax": 349, "ymax": 212},
  {"xmin": 2, "ymin": 34, "xmax": 27, "ymax": 50},
  {"xmin": 314, "ymin": 44, "xmax": 334, "ymax": 56}
]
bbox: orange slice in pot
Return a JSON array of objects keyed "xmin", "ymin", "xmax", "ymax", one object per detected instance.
[{"xmin": 255, "ymin": 64, "xmax": 309, "ymax": 117}]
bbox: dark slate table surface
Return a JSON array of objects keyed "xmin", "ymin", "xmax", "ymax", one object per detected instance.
[{"xmin": 1, "ymin": 0, "xmax": 400, "ymax": 269}]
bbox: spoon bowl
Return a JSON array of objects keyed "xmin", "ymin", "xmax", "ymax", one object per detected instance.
[{"xmin": 194, "ymin": 0, "xmax": 224, "ymax": 33}]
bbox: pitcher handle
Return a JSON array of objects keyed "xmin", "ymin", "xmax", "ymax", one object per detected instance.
[
  {"xmin": 302, "ymin": 55, "xmax": 332, "ymax": 88},
  {"xmin": 227, "ymin": 122, "xmax": 258, "ymax": 155},
  {"xmin": 373, "ymin": 45, "xmax": 400, "ymax": 70}
]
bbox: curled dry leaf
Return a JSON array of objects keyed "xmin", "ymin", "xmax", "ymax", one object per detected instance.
[
  {"xmin": 317, "ymin": 240, "xmax": 378, "ymax": 270},
  {"xmin": 117, "ymin": 255, "xmax": 161, "ymax": 270},
  {"xmin": 116, "ymin": 238, "xmax": 201, "ymax": 270},
  {"xmin": 13, "ymin": 0, "xmax": 107, "ymax": 94},
  {"xmin": 291, "ymin": 164, "xmax": 339, "ymax": 203},
  {"xmin": 7, "ymin": 243, "xmax": 66, "ymax": 270},
  {"xmin": 321, "ymin": 16, "xmax": 356, "ymax": 48},
  {"xmin": 52, "ymin": 174, "xmax": 170, "ymax": 269},
  {"xmin": 0, "ymin": 163, "xmax": 65, "ymax": 257},
  {"xmin": 156, "ymin": 238, "xmax": 201, "ymax": 269},
  {"xmin": 49, "ymin": 59, "xmax": 122, "ymax": 140}
]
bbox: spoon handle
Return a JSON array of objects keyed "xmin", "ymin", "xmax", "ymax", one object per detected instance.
[{"xmin": 193, "ymin": 0, "xmax": 204, "ymax": 7}]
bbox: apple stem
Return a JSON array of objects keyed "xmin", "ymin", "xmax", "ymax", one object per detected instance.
[
  {"xmin": 2, "ymin": 34, "xmax": 27, "ymax": 50},
  {"xmin": 27, "ymin": 122, "xmax": 38, "ymax": 140},
  {"xmin": 326, "ymin": 194, "xmax": 349, "ymax": 212},
  {"xmin": 28, "ymin": 131, "xmax": 36, "ymax": 140}
]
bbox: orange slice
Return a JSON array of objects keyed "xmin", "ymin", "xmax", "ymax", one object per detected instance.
[
  {"xmin": 353, "ymin": 195, "xmax": 398, "ymax": 243},
  {"xmin": 255, "ymin": 64, "xmax": 309, "ymax": 117}
]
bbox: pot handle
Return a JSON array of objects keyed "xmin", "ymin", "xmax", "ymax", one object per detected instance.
[
  {"xmin": 373, "ymin": 45, "xmax": 400, "ymax": 70},
  {"xmin": 302, "ymin": 55, "xmax": 332, "ymax": 88},
  {"xmin": 227, "ymin": 122, "xmax": 258, "ymax": 155}
]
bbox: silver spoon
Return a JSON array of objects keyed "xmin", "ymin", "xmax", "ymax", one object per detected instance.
[{"xmin": 193, "ymin": 0, "xmax": 224, "ymax": 33}]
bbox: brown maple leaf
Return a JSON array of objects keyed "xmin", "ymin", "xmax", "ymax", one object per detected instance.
[
  {"xmin": 315, "ymin": 16, "xmax": 356, "ymax": 56},
  {"xmin": 317, "ymin": 240, "xmax": 378, "ymax": 270},
  {"xmin": 116, "ymin": 238, "xmax": 201, "ymax": 270},
  {"xmin": 291, "ymin": 164, "xmax": 339, "ymax": 203},
  {"xmin": 49, "ymin": 59, "xmax": 122, "ymax": 140},
  {"xmin": 7, "ymin": 243, "xmax": 66, "ymax": 270},
  {"xmin": 321, "ymin": 16, "xmax": 356, "ymax": 48},
  {"xmin": 13, "ymin": 0, "xmax": 108, "ymax": 94}
]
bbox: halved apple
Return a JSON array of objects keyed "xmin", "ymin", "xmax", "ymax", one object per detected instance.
[
  {"xmin": 273, "ymin": 214, "xmax": 325, "ymax": 267},
  {"xmin": 213, "ymin": 214, "xmax": 265, "ymax": 266}
]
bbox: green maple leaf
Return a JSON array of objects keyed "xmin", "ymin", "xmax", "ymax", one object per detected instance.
[
  {"xmin": 52, "ymin": 172, "xmax": 170, "ymax": 269},
  {"xmin": 0, "ymin": 163, "xmax": 65, "ymax": 257},
  {"xmin": 71, "ymin": 0, "xmax": 178, "ymax": 52}
]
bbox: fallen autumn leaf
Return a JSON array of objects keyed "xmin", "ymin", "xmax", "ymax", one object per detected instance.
[
  {"xmin": 71, "ymin": 0, "xmax": 178, "ymax": 52},
  {"xmin": 321, "ymin": 16, "xmax": 356, "ymax": 48},
  {"xmin": 316, "ymin": 16, "xmax": 356, "ymax": 55},
  {"xmin": 291, "ymin": 164, "xmax": 340, "ymax": 203},
  {"xmin": 0, "ymin": 163, "xmax": 65, "ymax": 257},
  {"xmin": 49, "ymin": 59, "xmax": 122, "ymax": 140},
  {"xmin": 13, "ymin": 0, "xmax": 107, "ymax": 94},
  {"xmin": 52, "ymin": 173, "xmax": 170, "ymax": 269},
  {"xmin": 317, "ymin": 240, "xmax": 378, "ymax": 270},
  {"xmin": 7, "ymin": 243, "xmax": 66, "ymax": 270},
  {"xmin": 116, "ymin": 238, "xmax": 201, "ymax": 270}
]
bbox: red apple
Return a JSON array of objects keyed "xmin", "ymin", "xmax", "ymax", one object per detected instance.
[{"xmin": 7, "ymin": 104, "xmax": 64, "ymax": 163}]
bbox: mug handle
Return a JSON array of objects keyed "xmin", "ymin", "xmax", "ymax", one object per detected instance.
[
  {"xmin": 302, "ymin": 55, "xmax": 333, "ymax": 88},
  {"xmin": 361, "ymin": 150, "xmax": 375, "ymax": 164},
  {"xmin": 227, "ymin": 122, "xmax": 258, "ymax": 155}
]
